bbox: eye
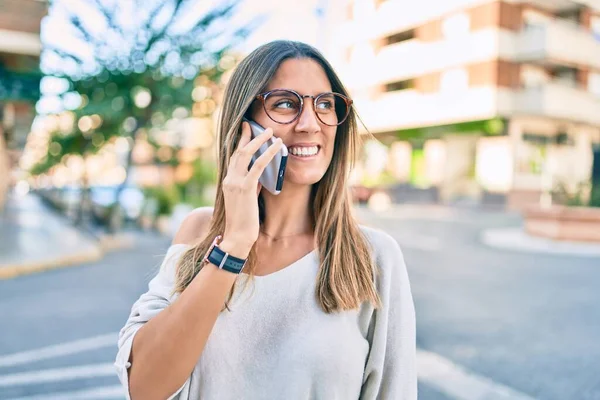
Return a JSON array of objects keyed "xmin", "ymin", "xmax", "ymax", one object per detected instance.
[
  {"xmin": 274, "ymin": 100, "xmax": 297, "ymax": 110},
  {"xmin": 316, "ymin": 99, "xmax": 334, "ymax": 111}
]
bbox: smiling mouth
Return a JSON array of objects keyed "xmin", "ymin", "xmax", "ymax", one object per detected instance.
[{"xmin": 288, "ymin": 146, "xmax": 320, "ymax": 158}]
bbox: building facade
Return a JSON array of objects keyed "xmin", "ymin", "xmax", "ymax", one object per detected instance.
[
  {"xmin": 330, "ymin": 0, "xmax": 600, "ymax": 208},
  {"xmin": 0, "ymin": 0, "xmax": 47, "ymax": 210}
]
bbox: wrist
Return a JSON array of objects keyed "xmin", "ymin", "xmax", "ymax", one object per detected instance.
[{"xmin": 218, "ymin": 237, "xmax": 253, "ymax": 260}]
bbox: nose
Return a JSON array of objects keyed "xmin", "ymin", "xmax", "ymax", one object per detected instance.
[{"xmin": 295, "ymin": 97, "xmax": 320, "ymax": 134}]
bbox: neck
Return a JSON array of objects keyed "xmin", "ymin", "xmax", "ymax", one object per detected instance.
[{"xmin": 260, "ymin": 182, "xmax": 314, "ymax": 239}]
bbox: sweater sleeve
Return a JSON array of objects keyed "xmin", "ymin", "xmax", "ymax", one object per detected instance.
[
  {"xmin": 360, "ymin": 231, "xmax": 417, "ymax": 400},
  {"xmin": 114, "ymin": 244, "xmax": 192, "ymax": 400}
]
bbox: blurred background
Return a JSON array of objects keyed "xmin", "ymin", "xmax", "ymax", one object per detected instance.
[{"xmin": 1, "ymin": 0, "xmax": 600, "ymax": 399}]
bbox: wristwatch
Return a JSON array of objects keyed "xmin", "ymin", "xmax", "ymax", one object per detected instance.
[{"xmin": 202, "ymin": 235, "xmax": 247, "ymax": 274}]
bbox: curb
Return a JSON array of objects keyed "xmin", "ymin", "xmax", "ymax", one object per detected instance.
[
  {"xmin": 0, "ymin": 233, "xmax": 138, "ymax": 280},
  {"xmin": 0, "ymin": 247, "xmax": 104, "ymax": 280}
]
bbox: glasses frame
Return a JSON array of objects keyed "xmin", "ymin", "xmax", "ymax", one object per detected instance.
[{"xmin": 255, "ymin": 88, "xmax": 353, "ymax": 126}]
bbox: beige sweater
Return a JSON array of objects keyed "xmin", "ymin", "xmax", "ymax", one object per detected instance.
[{"xmin": 115, "ymin": 225, "xmax": 417, "ymax": 399}]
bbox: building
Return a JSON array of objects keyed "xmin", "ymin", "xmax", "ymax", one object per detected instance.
[
  {"xmin": 329, "ymin": 0, "xmax": 600, "ymax": 208},
  {"xmin": 0, "ymin": 0, "xmax": 47, "ymax": 209}
]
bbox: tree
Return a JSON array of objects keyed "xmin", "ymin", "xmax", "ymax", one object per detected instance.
[{"xmin": 32, "ymin": 0, "xmax": 252, "ymax": 230}]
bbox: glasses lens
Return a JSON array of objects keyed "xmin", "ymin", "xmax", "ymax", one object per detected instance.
[
  {"xmin": 263, "ymin": 90, "xmax": 302, "ymax": 124},
  {"xmin": 315, "ymin": 93, "xmax": 349, "ymax": 126}
]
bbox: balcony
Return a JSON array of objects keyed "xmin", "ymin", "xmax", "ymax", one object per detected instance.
[
  {"xmin": 372, "ymin": 0, "xmax": 480, "ymax": 39},
  {"xmin": 0, "ymin": 0, "xmax": 47, "ymax": 56},
  {"xmin": 515, "ymin": 83, "xmax": 600, "ymax": 126},
  {"xmin": 517, "ymin": 21, "xmax": 600, "ymax": 70},
  {"xmin": 372, "ymin": 29, "xmax": 513, "ymax": 85},
  {"xmin": 354, "ymin": 87, "xmax": 503, "ymax": 133},
  {"xmin": 0, "ymin": 0, "xmax": 48, "ymax": 34}
]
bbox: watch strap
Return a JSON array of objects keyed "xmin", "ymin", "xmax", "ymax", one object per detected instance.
[{"xmin": 203, "ymin": 235, "xmax": 247, "ymax": 274}]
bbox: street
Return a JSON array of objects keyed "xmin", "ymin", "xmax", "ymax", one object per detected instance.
[{"xmin": 1, "ymin": 206, "xmax": 599, "ymax": 399}]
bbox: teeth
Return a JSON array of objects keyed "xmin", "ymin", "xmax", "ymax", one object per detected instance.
[{"xmin": 290, "ymin": 146, "xmax": 318, "ymax": 157}]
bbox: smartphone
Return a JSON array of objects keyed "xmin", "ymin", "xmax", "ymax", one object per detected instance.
[{"xmin": 243, "ymin": 117, "xmax": 288, "ymax": 195}]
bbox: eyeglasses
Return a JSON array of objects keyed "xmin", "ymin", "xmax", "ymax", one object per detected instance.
[{"xmin": 255, "ymin": 89, "xmax": 353, "ymax": 126}]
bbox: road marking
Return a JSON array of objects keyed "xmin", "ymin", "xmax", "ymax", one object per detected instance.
[
  {"xmin": 0, "ymin": 334, "xmax": 536, "ymax": 400},
  {"xmin": 0, "ymin": 333, "xmax": 117, "ymax": 368},
  {"xmin": 0, "ymin": 363, "xmax": 115, "ymax": 387},
  {"xmin": 417, "ymin": 349, "xmax": 537, "ymax": 400},
  {"xmin": 6, "ymin": 385, "xmax": 125, "ymax": 400}
]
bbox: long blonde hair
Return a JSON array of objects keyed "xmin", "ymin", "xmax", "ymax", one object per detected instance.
[{"xmin": 174, "ymin": 41, "xmax": 381, "ymax": 313}]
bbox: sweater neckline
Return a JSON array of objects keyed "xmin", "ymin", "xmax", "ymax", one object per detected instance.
[
  {"xmin": 167, "ymin": 243, "xmax": 318, "ymax": 281},
  {"xmin": 241, "ymin": 248, "xmax": 318, "ymax": 280}
]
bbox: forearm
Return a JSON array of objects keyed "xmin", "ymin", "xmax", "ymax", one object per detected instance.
[{"xmin": 128, "ymin": 239, "xmax": 249, "ymax": 400}]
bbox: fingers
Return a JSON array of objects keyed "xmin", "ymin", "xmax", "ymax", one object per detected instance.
[
  {"xmin": 235, "ymin": 126, "xmax": 275, "ymax": 171},
  {"xmin": 256, "ymin": 182, "xmax": 262, "ymax": 196},
  {"xmin": 246, "ymin": 138, "xmax": 284, "ymax": 182},
  {"xmin": 237, "ymin": 122, "xmax": 252, "ymax": 149}
]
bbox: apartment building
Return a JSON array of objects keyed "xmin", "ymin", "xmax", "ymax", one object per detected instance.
[
  {"xmin": 0, "ymin": 0, "xmax": 47, "ymax": 209},
  {"xmin": 329, "ymin": 0, "xmax": 600, "ymax": 208}
]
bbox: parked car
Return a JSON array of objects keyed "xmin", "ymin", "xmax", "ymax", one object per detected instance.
[
  {"xmin": 89, "ymin": 185, "xmax": 145, "ymax": 222},
  {"xmin": 37, "ymin": 185, "xmax": 145, "ymax": 224}
]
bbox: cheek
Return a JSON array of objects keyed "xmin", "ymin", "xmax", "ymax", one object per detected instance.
[{"xmin": 324, "ymin": 130, "xmax": 337, "ymax": 160}]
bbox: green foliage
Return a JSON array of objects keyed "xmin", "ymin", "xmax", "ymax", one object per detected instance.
[
  {"xmin": 552, "ymin": 180, "xmax": 593, "ymax": 207},
  {"xmin": 396, "ymin": 118, "xmax": 506, "ymax": 140},
  {"xmin": 191, "ymin": 158, "xmax": 217, "ymax": 188},
  {"xmin": 143, "ymin": 185, "xmax": 181, "ymax": 216},
  {"xmin": 31, "ymin": 0, "xmax": 253, "ymax": 176},
  {"xmin": 589, "ymin": 180, "xmax": 600, "ymax": 208},
  {"xmin": 178, "ymin": 159, "xmax": 218, "ymax": 206},
  {"xmin": 361, "ymin": 170, "xmax": 397, "ymax": 188},
  {"xmin": 0, "ymin": 66, "xmax": 42, "ymax": 102},
  {"xmin": 141, "ymin": 159, "xmax": 217, "ymax": 216}
]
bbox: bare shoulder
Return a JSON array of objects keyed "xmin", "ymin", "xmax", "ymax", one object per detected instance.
[{"xmin": 171, "ymin": 206, "xmax": 215, "ymax": 246}]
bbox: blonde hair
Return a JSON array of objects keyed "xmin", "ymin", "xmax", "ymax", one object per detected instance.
[{"xmin": 174, "ymin": 40, "xmax": 381, "ymax": 313}]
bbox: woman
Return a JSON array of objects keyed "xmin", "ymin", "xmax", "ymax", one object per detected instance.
[{"xmin": 115, "ymin": 40, "xmax": 416, "ymax": 400}]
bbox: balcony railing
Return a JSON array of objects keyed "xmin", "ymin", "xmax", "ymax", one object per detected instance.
[
  {"xmin": 355, "ymin": 87, "xmax": 501, "ymax": 133},
  {"xmin": 517, "ymin": 21, "xmax": 600, "ymax": 70},
  {"xmin": 516, "ymin": 82, "xmax": 600, "ymax": 126}
]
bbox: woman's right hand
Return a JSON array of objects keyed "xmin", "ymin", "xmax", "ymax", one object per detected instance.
[{"xmin": 220, "ymin": 121, "xmax": 283, "ymax": 256}]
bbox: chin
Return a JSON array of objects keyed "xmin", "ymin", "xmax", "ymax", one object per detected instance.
[{"xmin": 283, "ymin": 170, "xmax": 326, "ymax": 187}]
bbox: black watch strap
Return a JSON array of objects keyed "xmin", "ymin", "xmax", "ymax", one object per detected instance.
[{"xmin": 206, "ymin": 244, "xmax": 246, "ymax": 274}]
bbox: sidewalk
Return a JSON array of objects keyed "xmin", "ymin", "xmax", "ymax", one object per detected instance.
[
  {"xmin": 481, "ymin": 227, "xmax": 600, "ymax": 257},
  {"xmin": 356, "ymin": 203, "xmax": 600, "ymax": 257},
  {"xmin": 0, "ymin": 192, "xmax": 103, "ymax": 279}
]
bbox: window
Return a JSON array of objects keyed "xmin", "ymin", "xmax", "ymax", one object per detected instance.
[
  {"xmin": 555, "ymin": 9, "xmax": 581, "ymax": 27},
  {"xmin": 384, "ymin": 29, "xmax": 415, "ymax": 45},
  {"xmin": 384, "ymin": 79, "xmax": 414, "ymax": 92},
  {"xmin": 550, "ymin": 66, "xmax": 577, "ymax": 88}
]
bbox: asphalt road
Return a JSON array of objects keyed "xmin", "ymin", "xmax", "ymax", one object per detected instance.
[{"xmin": 1, "ymin": 206, "xmax": 599, "ymax": 400}]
